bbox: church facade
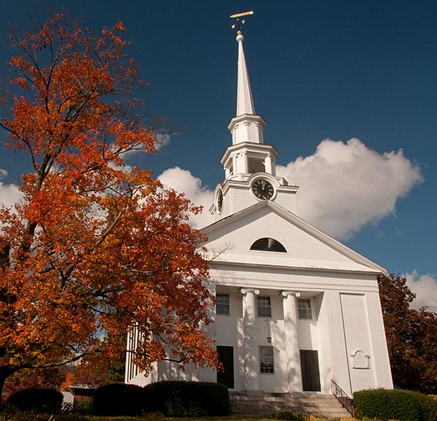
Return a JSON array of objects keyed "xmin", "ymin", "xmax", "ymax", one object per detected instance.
[{"xmin": 126, "ymin": 24, "xmax": 393, "ymax": 397}]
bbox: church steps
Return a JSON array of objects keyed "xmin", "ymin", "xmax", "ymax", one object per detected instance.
[{"xmin": 230, "ymin": 391, "xmax": 352, "ymax": 419}]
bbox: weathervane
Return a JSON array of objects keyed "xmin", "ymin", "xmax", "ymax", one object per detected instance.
[{"xmin": 230, "ymin": 10, "xmax": 254, "ymax": 34}]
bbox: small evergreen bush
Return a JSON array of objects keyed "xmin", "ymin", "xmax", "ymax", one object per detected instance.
[
  {"xmin": 143, "ymin": 380, "xmax": 230, "ymax": 416},
  {"xmin": 6, "ymin": 388, "xmax": 63, "ymax": 413},
  {"xmin": 354, "ymin": 388, "xmax": 437, "ymax": 421},
  {"xmin": 92, "ymin": 383, "xmax": 144, "ymax": 416}
]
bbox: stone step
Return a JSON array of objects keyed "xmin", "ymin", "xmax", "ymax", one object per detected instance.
[{"xmin": 230, "ymin": 392, "xmax": 352, "ymax": 419}]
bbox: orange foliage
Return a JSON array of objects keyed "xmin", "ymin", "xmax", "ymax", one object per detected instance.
[{"xmin": 0, "ymin": 12, "xmax": 216, "ymax": 397}]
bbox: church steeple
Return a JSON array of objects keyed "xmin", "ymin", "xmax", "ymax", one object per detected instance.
[{"xmin": 210, "ymin": 12, "xmax": 298, "ymax": 219}]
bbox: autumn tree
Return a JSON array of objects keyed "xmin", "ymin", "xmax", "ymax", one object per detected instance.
[
  {"xmin": 0, "ymin": 12, "xmax": 216, "ymax": 400},
  {"xmin": 378, "ymin": 273, "xmax": 437, "ymax": 394}
]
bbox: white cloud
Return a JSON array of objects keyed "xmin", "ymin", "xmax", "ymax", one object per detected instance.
[
  {"xmin": 154, "ymin": 133, "xmax": 170, "ymax": 151},
  {"xmin": 405, "ymin": 271, "xmax": 437, "ymax": 312},
  {"xmin": 4, "ymin": 137, "xmax": 422, "ymax": 242},
  {"xmin": 0, "ymin": 170, "xmax": 21, "ymax": 208},
  {"xmin": 276, "ymin": 138, "xmax": 423, "ymax": 239},
  {"xmin": 157, "ymin": 138, "xmax": 423, "ymax": 238},
  {"xmin": 158, "ymin": 167, "xmax": 214, "ymax": 228}
]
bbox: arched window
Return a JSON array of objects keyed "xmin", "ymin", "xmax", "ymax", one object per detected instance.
[{"xmin": 250, "ymin": 237, "xmax": 287, "ymax": 253}]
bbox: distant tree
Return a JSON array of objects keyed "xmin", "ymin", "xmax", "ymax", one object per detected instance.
[
  {"xmin": 378, "ymin": 273, "xmax": 437, "ymax": 394},
  {"xmin": 0, "ymin": 12, "xmax": 216, "ymax": 400}
]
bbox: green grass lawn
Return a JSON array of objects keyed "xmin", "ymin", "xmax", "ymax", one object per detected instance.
[
  {"xmin": 83, "ymin": 416, "xmax": 273, "ymax": 421},
  {"xmin": 0, "ymin": 415, "xmax": 277, "ymax": 421}
]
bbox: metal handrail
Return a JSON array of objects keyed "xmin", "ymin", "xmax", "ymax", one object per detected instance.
[{"xmin": 331, "ymin": 379, "xmax": 355, "ymax": 417}]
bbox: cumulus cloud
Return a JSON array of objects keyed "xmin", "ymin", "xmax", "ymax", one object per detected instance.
[
  {"xmin": 0, "ymin": 170, "xmax": 21, "ymax": 208},
  {"xmin": 158, "ymin": 167, "xmax": 214, "ymax": 228},
  {"xmin": 276, "ymin": 138, "xmax": 423, "ymax": 239},
  {"xmin": 405, "ymin": 271, "xmax": 437, "ymax": 312},
  {"xmin": 157, "ymin": 138, "xmax": 423, "ymax": 238}
]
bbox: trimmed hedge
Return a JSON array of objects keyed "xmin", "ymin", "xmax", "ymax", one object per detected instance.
[
  {"xmin": 6, "ymin": 388, "xmax": 63, "ymax": 413},
  {"xmin": 143, "ymin": 380, "xmax": 230, "ymax": 417},
  {"xmin": 92, "ymin": 383, "xmax": 144, "ymax": 416},
  {"xmin": 354, "ymin": 388, "xmax": 437, "ymax": 421}
]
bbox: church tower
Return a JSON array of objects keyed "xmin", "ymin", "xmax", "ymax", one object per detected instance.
[{"xmin": 210, "ymin": 19, "xmax": 298, "ymax": 219}]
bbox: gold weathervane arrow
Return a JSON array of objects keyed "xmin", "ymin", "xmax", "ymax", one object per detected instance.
[{"xmin": 230, "ymin": 10, "xmax": 254, "ymax": 33}]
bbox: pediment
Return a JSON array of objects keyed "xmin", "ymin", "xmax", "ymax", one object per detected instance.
[{"xmin": 201, "ymin": 201, "xmax": 384, "ymax": 274}]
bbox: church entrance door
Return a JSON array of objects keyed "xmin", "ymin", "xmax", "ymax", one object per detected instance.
[
  {"xmin": 217, "ymin": 346, "xmax": 234, "ymax": 389},
  {"xmin": 300, "ymin": 350, "xmax": 321, "ymax": 391}
]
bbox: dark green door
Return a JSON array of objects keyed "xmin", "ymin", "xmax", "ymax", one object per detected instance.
[
  {"xmin": 217, "ymin": 346, "xmax": 234, "ymax": 389},
  {"xmin": 300, "ymin": 350, "xmax": 321, "ymax": 391}
]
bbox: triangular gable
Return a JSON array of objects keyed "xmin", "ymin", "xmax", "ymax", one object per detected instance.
[{"xmin": 201, "ymin": 201, "xmax": 385, "ymax": 274}]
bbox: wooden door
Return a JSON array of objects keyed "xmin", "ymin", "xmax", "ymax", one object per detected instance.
[
  {"xmin": 217, "ymin": 346, "xmax": 234, "ymax": 389},
  {"xmin": 300, "ymin": 350, "xmax": 321, "ymax": 391}
]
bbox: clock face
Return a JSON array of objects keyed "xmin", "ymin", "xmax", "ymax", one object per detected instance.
[
  {"xmin": 251, "ymin": 178, "xmax": 274, "ymax": 200},
  {"xmin": 217, "ymin": 189, "xmax": 223, "ymax": 212}
]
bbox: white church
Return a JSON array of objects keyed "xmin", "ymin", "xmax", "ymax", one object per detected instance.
[{"xmin": 126, "ymin": 19, "xmax": 393, "ymax": 399}]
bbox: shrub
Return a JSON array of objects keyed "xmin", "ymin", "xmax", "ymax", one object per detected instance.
[
  {"xmin": 73, "ymin": 397, "xmax": 94, "ymax": 415},
  {"xmin": 143, "ymin": 380, "xmax": 230, "ymax": 417},
  {"xmin": 413, "ymin": 390, "xmax": 437, "ymax": 421},
  {"xmin": 354, "ymin": 388, "xmax": 437, "ymax": 421},
  {"xmin": 6, "ymin": 388, "xmax": 63, "ymax": 413},
  {"xmin": 92, "ymin": 383, "xmax": 144, "ymax": 416},
  {"xmin": 276, "ymin": 409, "xmax": 305, "ymax": 420}
]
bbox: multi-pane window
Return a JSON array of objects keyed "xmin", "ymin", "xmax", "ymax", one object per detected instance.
[
  {"xmin": 260, "ymin": 346, "xmax": 274, "ymax": 373},
  {"xmin": 216, "ymin": 294, "xmax": 230, "ymax": 315},
  {"xmin": 257, "ymin": 296, "xmax": 272, "ymax": 317},
  {"xmin": 298, "ymin": 299, "xmax": 312, "ymax": 319}
]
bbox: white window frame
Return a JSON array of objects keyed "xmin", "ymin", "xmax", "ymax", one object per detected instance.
[
  {"xmin": 257, "ymin": 296, "xmax": 272, "ymax": 317},
  {"xmin": 260, "ymin": 346, "xmax": 274, "ymax": 374},
  {"xmin": 216, "ymin": 293, "xmax": 230, "ymax": 315},
  {"xmin": 298, "ymin": 298, "xmax": 312, "ymax": 319}
]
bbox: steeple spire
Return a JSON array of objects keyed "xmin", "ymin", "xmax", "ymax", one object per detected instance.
[
  {"xmin": 231, "ymin": 10, "xmax": 256, "ymax": 116},
  {"xmin": 236, "ymin": 32, "xmax": 255, "ymax": 116},
  {"xmin": 228, "ymin": 11, "xmax": 265, "ymax": 146}
]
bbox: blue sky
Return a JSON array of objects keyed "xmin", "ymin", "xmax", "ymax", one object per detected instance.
[{"xmin": 0, "ymin": 0, "xmax": 436, "ymax": 310}]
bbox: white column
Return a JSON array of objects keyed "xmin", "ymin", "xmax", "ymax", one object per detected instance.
[
  {"xmin": 264, "ymin": 155, "xmax": 273, "ymax": 174},
  {"xmin": 282, "ymin": 291, "xmax": 303, "ymax": 392},
  {"xmin": 232, "ymin": 154, "xmax": 238, "ymax": 176},
  {"xmin": 242, "ymin": 152, "xmax": 249, "ymax": 174},
  {"xmin": 241, "ymin": 288, "xmax": 260, "ymax": 391}
]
